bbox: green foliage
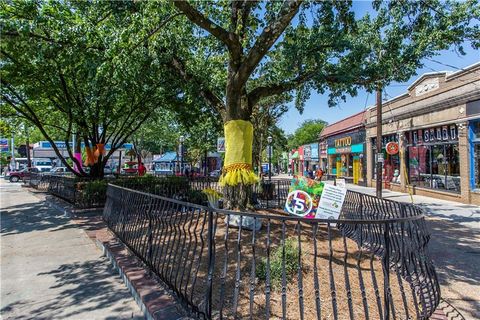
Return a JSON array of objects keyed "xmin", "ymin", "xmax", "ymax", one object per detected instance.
[
  {"xmin": 287, "ymin": 119, "xmax": 327, "ymax": 149},
  {"xmin": 1, "ymin": 0, "xmax": 185, "ymax": 177},
  {"xmin": 256, "ymin": 238, "xmax": 301, "ymax": 287},
  {"xmin": 79, "ymin": 179, "xmax": 108, "ymax": 205},
  {"xmin": 183, "ymin": 189, "xmax": 207, "ymax": 206}
]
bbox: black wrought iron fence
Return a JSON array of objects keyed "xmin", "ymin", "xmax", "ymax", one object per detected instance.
[
  {"xmin": 28, "ymin": 174, "xmax": 108, "ymax": 209},
  {"xmin": 28, "ymin": 172, "xmax": 51, "ymax": 191},
  {"xmin": 253, "ymin": 179, "xmax": 291, "ymax": 209},
  {"xmin": 103, "ymin": 184, "xmax": 440, "ymax": 320}
]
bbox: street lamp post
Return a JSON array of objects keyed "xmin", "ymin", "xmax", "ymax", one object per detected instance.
[
  {"xmin": 267, "ymin": 136, "xmax": 273, "ymax": 182},
  {"xmin": 179, "ymin": 135, "xmax": 185, "ymax": 175}
]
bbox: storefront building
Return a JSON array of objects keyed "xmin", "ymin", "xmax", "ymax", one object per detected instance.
[
  {"xmin": 319, "ymin": 141, "xmax": 327, "ymax": 170},
  {"xmin": 302, "ymin": 142, "xmax": 319, "ymax": 173},
  {"xmin": 365, "ymin": 62, "xmax": 480, "ymax": 204},
  {"xmin": 319, "ymin": 111, "xmax": 367, "ymax": 185}
]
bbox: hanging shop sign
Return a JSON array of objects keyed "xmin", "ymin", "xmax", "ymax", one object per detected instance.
[
  {"xmin": 217, "ymin": 137, "xmax": 225, "ymax": 153},
  {"xmin": 0, "ymin": 138, "xmax": 8, "ymax": 153},
  {"xmin": 386, "ymin": 141, "xmax": 399, "ymax": 155},
  {"xmin": 303, "ymin": 145, "xmax": 312, "ymax": 160}
]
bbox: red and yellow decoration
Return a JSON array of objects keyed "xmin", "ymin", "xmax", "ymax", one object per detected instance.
[
  {"xmin": 84, "ymin": 143, "xmax": 106, "ymax": 167},
  {"xmin": 84, "ymin": 146, "xmax": 95, "ymax": 166},
  {"xmin": 219, "ymin": 120, "xmax": 259, "ymax": 186},
  {"xmin": 386, "ymin": 141, "xmax": 399, "ymax": 155}
]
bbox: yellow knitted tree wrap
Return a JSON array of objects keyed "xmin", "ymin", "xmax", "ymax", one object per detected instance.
[{"xmin": 219, "ymin": 120, "xmax": 259, "ymax": 186}]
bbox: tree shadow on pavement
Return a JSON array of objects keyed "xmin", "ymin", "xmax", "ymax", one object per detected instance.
[
  {"xmin": 1, "ymin": 201, "xmax": 71, "ymax": 236},
  {"xmin": 426, "ymin": 217, "xmax": 480, "ymax": 319},
  {"xmin": 1, "ymin": 259, "xmax": 143, "ymax": 319}
]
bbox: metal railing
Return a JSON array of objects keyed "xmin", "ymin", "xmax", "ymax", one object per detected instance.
[
  {"xmin": 28, "ymin": 173, "xmax": 107, "ymax": 209},
  {"xmin": 27, "ymin": 172, "xmax": 51, "ymax": 192},
  {"xmin": 103, "ymin": 183, "xmax": 440, "ymax": 320}
]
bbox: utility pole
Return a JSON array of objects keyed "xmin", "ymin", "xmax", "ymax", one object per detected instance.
[
  {"xmin": 25, "ymin": 126, "xmax": 31, "ymax": 169},
  {"xmin": 376, "ymin": 86, "xmax": 383, "ymax": 199}
]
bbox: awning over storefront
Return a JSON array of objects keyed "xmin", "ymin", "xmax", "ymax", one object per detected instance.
[
  {"xmin": 290, "ymin": 151, "xmax": 299, "ymax": 159},
  {"xmin": 328, "ymin": 143, "xmax": 364, "ymax": 155}
]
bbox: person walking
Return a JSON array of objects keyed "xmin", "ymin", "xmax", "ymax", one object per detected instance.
[
  {"xmin": 315, "ymin": 168, "xmax": 324, "ymax": 181},
  {"xmin": 138, "ymin": 162, "xmax": 146, "ymax": 176}
]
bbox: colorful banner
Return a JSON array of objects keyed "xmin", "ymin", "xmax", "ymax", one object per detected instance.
[
  {"xmin": 284, "ymin": 176, "xmax": 324, "ymax": 218},
  {"xmin": 0, "ymin": 138, "xmax": 8, "ymax": 153}
]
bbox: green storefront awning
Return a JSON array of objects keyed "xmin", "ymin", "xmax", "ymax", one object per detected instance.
[{"xmin": 291, "ymin": 151, "xmax": 299, "ymax": 159}]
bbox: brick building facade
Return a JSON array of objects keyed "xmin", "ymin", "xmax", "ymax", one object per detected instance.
[{"xmin": 365, "ymin": 62, "xmax": 480, "ymax": 204}]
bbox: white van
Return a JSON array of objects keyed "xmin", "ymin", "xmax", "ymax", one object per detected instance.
[{"xmin": 32, "ymin": 158, "xmax": 52, "ymax": 172}]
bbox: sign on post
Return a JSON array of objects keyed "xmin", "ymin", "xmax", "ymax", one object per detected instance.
[
  {"xmin": 315, "ymin": 184, "xmax": 347, "ymax": 221},
  {"xmin": 376, "ymin": 153, "xmax": 384, "ymax": 163},
  {"xmin": 217, "ymin": 138, "xmax": 225, "ymax": 153},
  {"xmin": 0, "ymin": 138, "xmax": 8, "ymax": 153},
  {"xmin": 335, "ymin": 178, "xmax": 346, "ymax": 189}
]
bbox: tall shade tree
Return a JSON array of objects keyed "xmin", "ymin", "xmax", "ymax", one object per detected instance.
[
  {"xmin": 168, "ymin": 0, "xmax": 478, "ymax": 208},
  {"xmin": 287, "ymin": 119, "xmax": 328, "ymax": 150},
  {"xmin": 0, "ymin": 0, "xmax": 180, "ymax": 177}
]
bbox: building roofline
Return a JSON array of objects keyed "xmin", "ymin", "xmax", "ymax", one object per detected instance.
[
  {"xmin": 323, "ymin": 110, "xmax": 366, "ymax": 128},
  {"xmin": 407, "ymin": 71, "xmax": 449, "ymax": 91}
]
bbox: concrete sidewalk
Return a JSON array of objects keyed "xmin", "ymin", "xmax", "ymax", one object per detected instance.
[
  {"xmin": 0, "ymin": 181, "xmax": 144, "ymax": 319},
  {"xmin": 330, "ymin": 181, "xmax": 480, "ymax": 319}
]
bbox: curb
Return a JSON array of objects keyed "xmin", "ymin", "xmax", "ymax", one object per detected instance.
[{"xmin": 96, "ymin": 238, "xmax": 187, "ymax": 320}]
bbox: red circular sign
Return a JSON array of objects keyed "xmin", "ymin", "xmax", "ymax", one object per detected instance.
[{"xmin": 386, "ymin": 142, "xmax": 399, "ymax": 155}]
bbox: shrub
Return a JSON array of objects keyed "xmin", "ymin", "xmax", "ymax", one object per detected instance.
[
  {"xmin": 183, "ymin": 189, "xmax": 208, "ymax": 205},
  {"xmin": 79, "ymin": 179, "xmax": 108, "ymax": 206},
  {"xmin": 256, "ymin": 238, "xmax": 301, "ymax": 287}
]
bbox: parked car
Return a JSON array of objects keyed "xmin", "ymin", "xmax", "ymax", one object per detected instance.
[
  {"xmin": 209, "ymin": 169, "xmax": 221, "ymax": 178},
  {"xmin": 32, "ymin": 158, "xmax": 53, "ymax": 172},
  {"xmin": 50, "ymin": 167, "xmax": 68, "ymax": 174},
  {"xmin": 5, "ymin": 167, "xmax": 39, "ymax": 182}
]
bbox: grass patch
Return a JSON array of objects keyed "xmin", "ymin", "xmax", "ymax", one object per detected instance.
[{"xmin": 256, "ymin": 238, "xmax": 301, "ymax": 287}]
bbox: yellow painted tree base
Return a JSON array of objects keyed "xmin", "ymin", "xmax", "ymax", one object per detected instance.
[{"xmin": 219, "ymin": 168, "xmax": 259, "ymax": 187}]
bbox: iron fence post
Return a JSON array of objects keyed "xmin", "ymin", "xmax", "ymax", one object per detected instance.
[
  {"xmin": 205, "ymin": 209, "xmax": 215, "ymax": 319},
  {"xmin": 383, "ymin": 222, "xmax": 391, "ymax": 320},
  {"xmin": 146, "ymin": 198, "xmax": 154, "ymax": 266}
]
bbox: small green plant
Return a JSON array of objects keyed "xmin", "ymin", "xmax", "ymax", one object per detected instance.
[
  {"xmin": 256, "ymin": 238, "xmax": 301, "ymax": 287},
  {"xmin": 80, "ymin": 179, "xmax": 108, "ymax": 205},
  {"xmin": 184, "ymin": 189, "xmax": 208, "ymax": 205}
]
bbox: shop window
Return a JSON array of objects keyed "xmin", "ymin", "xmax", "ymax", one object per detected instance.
[
  {"xmin": 474, "ymin": 144, "xmax": 480, "ymax": 189},
  {"xmin": 384, "ymin": 153, "xmax": 400, "ymax": 183},
  {"xmin": 471, "ymin": 121, "xmax": 480, "ymax": 189},
  {"xmin": 407, "ymin": 144, "xmax": 460, "ymax": 192}
]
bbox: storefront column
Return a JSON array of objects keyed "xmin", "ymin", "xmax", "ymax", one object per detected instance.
[
  {"xmin": 458, "ymin": 122, "xmax": 470, "ymax": 202},
  {"xmin": 366, "ymin": 138, "xmax": 373, "ymax": 187},
  {"xmin": 399, "ymin": 132, "xmax": 407, "ymax": 190}
]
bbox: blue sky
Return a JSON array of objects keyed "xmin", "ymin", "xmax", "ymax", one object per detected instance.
[{"xmin": 278, "ymin": 2, "xmax": 480, "ymax": 134}]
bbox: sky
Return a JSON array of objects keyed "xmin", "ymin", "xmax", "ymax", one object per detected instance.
[{"xmin": 278, "ymin": 2, "xmax": 480, "ymax": 134}]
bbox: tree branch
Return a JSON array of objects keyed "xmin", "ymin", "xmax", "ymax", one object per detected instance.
[
  {"xmin": 130, "ymin": 12, "xmax": 184, "ymax": 51},
  {"xmin": 237, "ymin": 0, "xmax": 303, "ymax": 86},
  {"xmin": 1, "ymin": 30, "xmax": 105, "ymax": 51},
  {"xmin": 169, "ymin": 56, "xmax": 225, "ymax": 118},
  {"xmin": 172, "ymin": 1, "xmax": 242, "ymax": 59},
  {"xmin": 248, "ymin": 69, "xmax": 318, "ymax": 106}
]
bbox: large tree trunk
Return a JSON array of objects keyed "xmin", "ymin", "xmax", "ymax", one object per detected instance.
[{"xmin": 221, "ymin": 91, "xmax": 258, "ymax": 211}]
